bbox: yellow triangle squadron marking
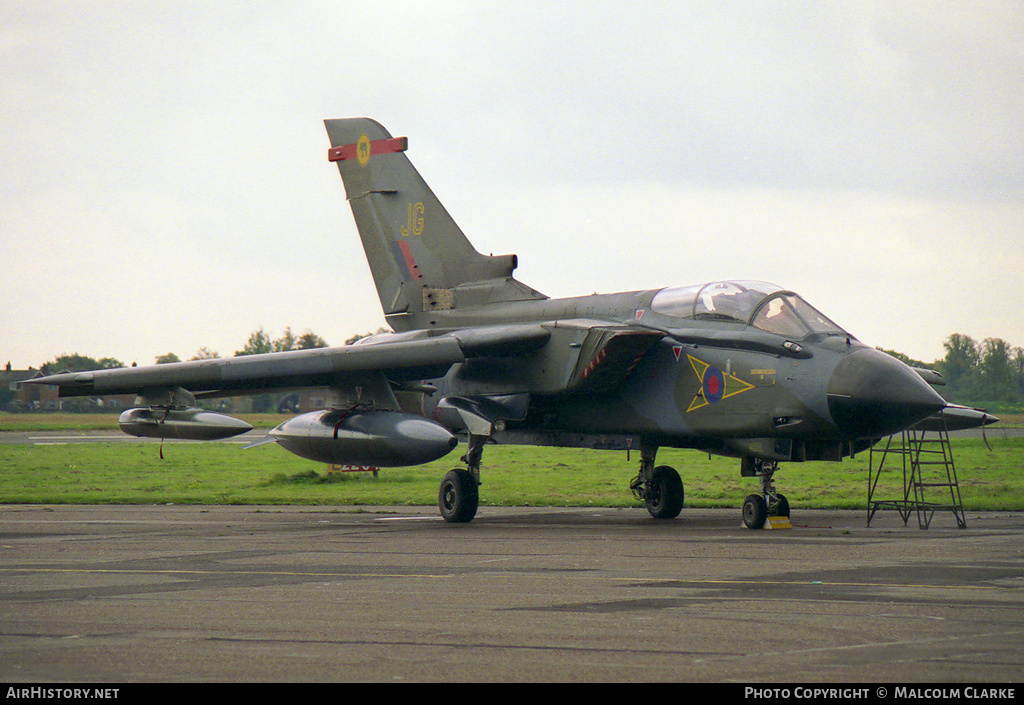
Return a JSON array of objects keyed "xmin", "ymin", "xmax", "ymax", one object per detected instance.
[{"xmin": 686, "ymin": 354, "xmax": 756, "ymax": 413}]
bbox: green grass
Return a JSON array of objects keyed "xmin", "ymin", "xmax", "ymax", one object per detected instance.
[{"xmin": 1, "ymin": 435, "xmax": 1021, "ymax": 511}]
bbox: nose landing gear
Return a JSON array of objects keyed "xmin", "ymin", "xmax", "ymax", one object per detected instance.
[{"xmin": 741, "ymin": 458, "xmax": 790, "ymax": 530}]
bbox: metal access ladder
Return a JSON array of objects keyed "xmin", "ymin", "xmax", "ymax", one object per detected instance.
[{"xmin": 867, "ymin": 410, "xmax": 967, "ymax": 529}]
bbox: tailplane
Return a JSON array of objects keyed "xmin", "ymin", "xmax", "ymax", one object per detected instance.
[{"xmin": 325, "ymin": 118, "xmax": 546, "ymax": 331}]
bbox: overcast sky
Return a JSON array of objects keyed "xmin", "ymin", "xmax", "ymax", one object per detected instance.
[{"xmin": 3, "ymin": 1, "xmax": 1021, "ymax": 369}]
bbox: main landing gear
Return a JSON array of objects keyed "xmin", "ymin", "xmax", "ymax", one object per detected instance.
[
  {"xmin": 741, "ymin": 457, "xmax": 790, "ymax": 530},
  {"xmin": 437, "ymin": 437, "xmax": 789, "ymax": 530},
  {"xmin": 438, "ymin": 433, "xmax": 485, "ymax": 523},
  {"xmin": 630, "ymin": 445, "xmax": 685, "ymax": 519}
]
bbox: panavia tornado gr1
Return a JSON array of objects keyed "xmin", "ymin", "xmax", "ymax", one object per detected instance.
[{"xmin": 27, "ymin": 117, "xmax": 996, "ymax": 529}]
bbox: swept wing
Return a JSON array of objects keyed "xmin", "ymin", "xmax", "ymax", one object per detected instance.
[{"xmin": 27, "ymin": 324, "xmax": 552, "ymax": 400}]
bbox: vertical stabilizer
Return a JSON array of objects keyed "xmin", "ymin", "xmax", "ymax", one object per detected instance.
[{"xmin": 324, "ymin": 118, "xmax": 546, "ymax": 330}]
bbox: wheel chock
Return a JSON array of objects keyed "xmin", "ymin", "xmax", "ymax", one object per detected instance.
[{"xmin": 765, "ymin": 515, "xmax": 792, "ymax": 530}]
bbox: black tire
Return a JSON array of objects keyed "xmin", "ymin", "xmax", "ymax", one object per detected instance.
[
  {"xmin": 438, "ymin": 469, "xmax": 479, "ymax": 523},
  {"xmin": 742, "ymin": 494, "xmax": 768, "ymax": 530},
  {"xmin": 645, "ymin": 466, "xmax": 684, "ymax": 519}
]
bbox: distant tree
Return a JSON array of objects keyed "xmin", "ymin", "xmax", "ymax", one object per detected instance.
[
  {"xmin": 234, "ymin": 329, "xmax": 275, "ymax": 410},
  {"xmin": 235, "ymin": 327, "xmax": 273, "ymax": 356},
  {"xmin": 931, "ymin": 333, "xmax": 1024, "ymax": 405},
  {"xmin": 190, "ymin": 347, "xmax": 220, "ymax": 360},
  {"xmin": 40, "ymin": 354, "xmax": 124, "ymax": 375},
  {"xmin": 1014, "ymin": 347, "xmax": 1024, "ymax": 400},
  {"xmin": 979, "ymin": 337, "xmax": 1015, "ymax": 401},
  {"xmin": 272, "ymin": 327, "xmax": 328, "ymax": 351},
  {"xmin": 273, "ymin": 327, "xmax": 298, "ymax": 353},
  {"xmin": 155, "ymin": 352, "xmax": 181, "ymax": 364},
  {"xmin": 296, "ymin": 330, "xmax": 328, "ymax": 349},
  {"xmin": 877, "ymin": 347, "xmax": 931, "ymax": 369},
  {"xmin": 346, "ymin": 328, "xmax": 389, "ymax": 345},
  {"xmin": 232, "ymin": 326, "xmax": 328, "ymax": 411},
  {"xmin": 936, "ymin": 333, "xmax": 980, "ymax": 398},
  {"xmin": 32, "ymin": 354, "xmax": 125, "ymax": 413}
]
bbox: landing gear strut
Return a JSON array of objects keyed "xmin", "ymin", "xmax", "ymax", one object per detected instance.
[
  {"xmin": 741, "ymin": 458, "xmax": 789, "ymax": 530},
  {"xmin": 630, "ymin": 444, "xmax": 684, "ymax": 519},
  {"xmin": 438, "ymin": 433, "xmax": 485, "ymax": 523}
]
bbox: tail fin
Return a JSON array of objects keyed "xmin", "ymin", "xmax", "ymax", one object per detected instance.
[{"xmin": 324, "ymin": 118, "xmax": 546, "ymax": 331}]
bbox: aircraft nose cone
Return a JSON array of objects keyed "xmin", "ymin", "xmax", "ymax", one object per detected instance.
[{"xmin": 827, "ymin": 348, "xmax": 946, "ymax": 439}]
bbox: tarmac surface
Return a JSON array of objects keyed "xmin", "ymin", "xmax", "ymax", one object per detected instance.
[{"xmin": 2, "ymin": 502, "xmax": 1023, "ymax": 683}]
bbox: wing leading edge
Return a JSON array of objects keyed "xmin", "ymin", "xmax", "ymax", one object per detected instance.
[{"xmin": 24, "ymin": 324, "xmax": 554, "ymax": 400}]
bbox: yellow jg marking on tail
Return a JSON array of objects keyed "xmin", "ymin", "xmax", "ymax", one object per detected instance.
[{"xmin": 402, "ymin": 202, "xmax": 425, "ymax": 238}]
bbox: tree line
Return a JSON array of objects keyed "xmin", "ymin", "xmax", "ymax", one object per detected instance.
[
  {"xmin": 34, "ymin": 327, "xmax": 331, "ymax": 373},
  {"xmin": 932, "ymin": 334, "xmax": 1023, "ymax": 407},
  {"xmin": 9, "ymin": 327, "xmax": 373, "ymax": 413},
  {"xmin": 879, "ymin": 334, "xmax": 1022, "ymax": 409}
]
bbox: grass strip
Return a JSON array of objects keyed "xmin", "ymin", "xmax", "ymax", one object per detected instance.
[{"xmin": 2, "ymin": 437, "xmax": 1021, "ymax": 511}]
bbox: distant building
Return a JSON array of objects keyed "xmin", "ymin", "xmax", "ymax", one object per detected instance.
[{"xmin": 2, "ymin": 368, "xmax": 134, "ymax": 412}]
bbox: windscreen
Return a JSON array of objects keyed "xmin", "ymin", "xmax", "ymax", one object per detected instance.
[{"xmin": 751, "ymin": 293, "xmax": 846, "ymax": 338}]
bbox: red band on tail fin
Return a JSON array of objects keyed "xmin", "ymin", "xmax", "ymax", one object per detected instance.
[{"xmin": 328, "ymin": 136, "xmax": 408, "ymax": 162}]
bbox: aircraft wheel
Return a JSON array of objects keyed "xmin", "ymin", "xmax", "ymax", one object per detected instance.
[
  {"xmin": 771, "ymin": 494, "xmax": 790, "ymax": 518},
  {"xmin": 645, "ymin": 466, "xmax": 684, "ymax": 519},
  {"xmin": 742, "ymin": 494, "xmax": 768, "ymax": 530},
  {"xmin": 439, "ymin": 469, "xmax": 479, "ymax": 523}
]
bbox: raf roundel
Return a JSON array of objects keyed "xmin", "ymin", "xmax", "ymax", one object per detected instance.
[{"xmin": 702, "ymin": 366, "xmax": 726, "ymax": 404}]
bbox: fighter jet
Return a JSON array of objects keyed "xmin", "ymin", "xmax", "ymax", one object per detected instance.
[{"xmin": 27, "ymin": 117, "xmax": 997, "ymax": 529}]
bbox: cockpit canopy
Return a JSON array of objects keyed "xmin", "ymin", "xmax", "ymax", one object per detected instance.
[{"xmin": 650, "ymin": 280, "xmax": 848, "ymax": 339}]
